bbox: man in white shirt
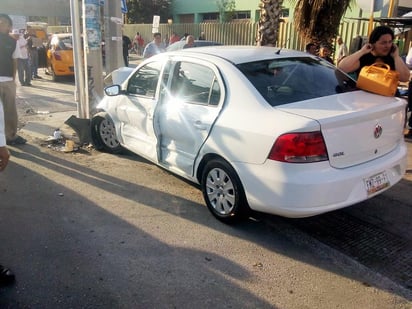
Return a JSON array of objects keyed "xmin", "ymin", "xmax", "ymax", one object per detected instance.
[
  {"xmin": 142, "ymin": 32, "xmax": 165, "ymax": 58},
  {"xmin": 336, "ymin": 36, "xmax": 348, "ymax": 64}
]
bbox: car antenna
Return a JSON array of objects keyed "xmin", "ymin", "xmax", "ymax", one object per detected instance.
[{"xmin": 275, "ymin": 39, "xmax": 289, "ymax": 54}]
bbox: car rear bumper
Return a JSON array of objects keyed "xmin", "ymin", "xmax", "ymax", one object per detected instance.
[
  {"xmin": 53, "ymin": 64, "xmax": 74, "ymax": 76},
  {"xmin": 234, "ymin": 141, "xmax": 407, "ymax": 218}
]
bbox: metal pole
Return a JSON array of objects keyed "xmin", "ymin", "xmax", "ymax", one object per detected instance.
[
  {"xmin": 387, "ymin": 0, "xmax": 396, "ymax": 17},
  {"xmin": 81, "ymin": 0, "xmax": 90, "ymax": 119},
  {"xmin": 368, "ymin": 0, "xmax": 374, "ymax": 36},
  {"xmin": 82, "ymin": 0, "xmax": 104, "ymax": 119},
  {"xmin": 104, "ymin": 0, "xmax": 123, "ymax": 75},
  {"xmin": 69, "ymin": 0, "xmax": 86, "ymax": 118}
]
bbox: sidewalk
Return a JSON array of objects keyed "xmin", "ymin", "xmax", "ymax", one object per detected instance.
[
  {"xmin": 16, "ymin": 71, "xmax": 78, "ymax": 144},
  {"xmin": 16, "ymin": 55, "xmax": 142, "ymax": 144}
]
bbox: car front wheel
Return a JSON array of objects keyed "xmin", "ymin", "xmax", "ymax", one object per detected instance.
[
  {"xmin": 91, "ymin": 112, "xmax": 123, "ymax": 154},
  {"xmin": 201, "ymin": 159, "xmax": 250, "ymax": 224}
]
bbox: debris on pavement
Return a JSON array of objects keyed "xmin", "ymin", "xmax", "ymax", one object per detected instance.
[{"xmin": 41, "ymin": 131, "xmax": 79, "ymax": 153}]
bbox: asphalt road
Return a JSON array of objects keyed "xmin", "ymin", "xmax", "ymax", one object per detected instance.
[{"xmin": 0, "ymin": 68, "xmax": 411, "ymax": 308}]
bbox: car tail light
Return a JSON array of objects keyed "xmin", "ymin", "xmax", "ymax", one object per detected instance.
[
  {"xmin": 54, "ymin": 53, "xmax": 62, "ymax": 61},
  {"xmin": 268, "ymin": 131, "xmax": 328, "ymax": 163}
]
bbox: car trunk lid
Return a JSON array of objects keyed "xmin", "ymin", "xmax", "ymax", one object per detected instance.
[{"xmin": 276, "ymin": 91, "xmax": 406, "ymax": 168}]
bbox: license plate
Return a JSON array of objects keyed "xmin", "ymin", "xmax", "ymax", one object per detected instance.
[{"xmin": 364, "ymin": 171, "xmax": 390, "ymax": 196}]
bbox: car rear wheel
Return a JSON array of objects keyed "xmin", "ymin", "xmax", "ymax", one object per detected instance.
[
  {"xmin": 48, "ymin": 64, "xmax": 59, "ymax": 82},
  {"xmin": 201, "ymin": 159, "xmax": 250, "ymax": 224},
  {"xmin": 91, "ymin": 112, "xmax": 123, "ymax": 154}
]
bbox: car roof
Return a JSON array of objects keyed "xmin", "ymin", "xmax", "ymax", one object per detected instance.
[
  {"xmin": 166, "ymin": 40, "xmax": 221, "ymax": 51},
  {"xmin": 167, "ymin": 45, "xmax": 312, "ymax": 65},
  {"xmin": 173, "ymin": 40, "xmax": 220, "ymax": 45}
]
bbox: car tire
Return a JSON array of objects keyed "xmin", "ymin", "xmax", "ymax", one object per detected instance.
[
  {"xmin": 50, "ymin": 65, "xmax": 59, "ymax": 82},
  {"xmin": 201, "ymin": 159, "xmax": 250, "ymax": 224},
  {"xmin": 91, "ymin": 112, "xmax": 123, "ymax": 154}
]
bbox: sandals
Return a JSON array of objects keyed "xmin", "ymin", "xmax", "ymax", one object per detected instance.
[{"xmin": 0, "ymin": 265, "xmax": 15, "ymax": 286}]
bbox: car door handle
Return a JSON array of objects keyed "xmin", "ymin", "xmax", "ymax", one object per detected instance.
[{"xmin": 194, "ymin": 120, "xmax": 207, "ymax": 130}]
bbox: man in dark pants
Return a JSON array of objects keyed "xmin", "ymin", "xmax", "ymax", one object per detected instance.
[
  {"xmin": 406, "ymin": 80, "xmax": 412, "ymax": 137},
  {"xmin": 122, "ymin": 34, "xmax": 132, "ymax": 67}
]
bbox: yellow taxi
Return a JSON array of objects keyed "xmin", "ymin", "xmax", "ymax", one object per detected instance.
[{"xmin": 46, "ymin": 33, "xmax": 74, "ymax": 81}]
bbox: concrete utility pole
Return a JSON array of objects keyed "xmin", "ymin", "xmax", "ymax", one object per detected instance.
[
  {"xmin": 82, "ymin": 0, "xmax": 104, "ymax": 118},
  {"xmin": 70, "ymin": 0, "xmax": 86, "ymax": 118},
  {"xmin": 66, "ymin": 0, "xmax": 104, "ymax": 144},
  {"xmin": 104, "ymin": 0, "xmax": 123, "ymax": 75}
]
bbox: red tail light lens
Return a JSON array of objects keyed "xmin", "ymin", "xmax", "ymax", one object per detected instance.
[{"xmin": 268, "ymin": 131, "xmax": 328, "ymax": 163}]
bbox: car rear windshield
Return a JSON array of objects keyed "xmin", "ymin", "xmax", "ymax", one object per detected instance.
[
  {"xmin": 237, "ymin": 57, "xmax": 357, "ymax": 106},
  {"xmin": 58, "ymin": 36, "xmax": 73, "ymax": 50}
]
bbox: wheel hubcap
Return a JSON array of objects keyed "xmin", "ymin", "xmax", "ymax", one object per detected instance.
[
  {"xmin": 100, "ymin": 118, "xmax": 119, "ymax": 148},
  {"xmin": 206, "ymin": 168, "xmax": 235, "ymax": 215}
]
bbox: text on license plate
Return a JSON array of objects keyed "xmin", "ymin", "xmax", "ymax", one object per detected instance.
[{"xmin": 364, "ymin": 171, "xmax": 390, "ymax": 196}]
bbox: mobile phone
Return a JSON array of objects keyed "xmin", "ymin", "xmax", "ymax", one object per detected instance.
[{"xmin": 390, "ymin": 44, "xmax": 396, "ymax": 53}]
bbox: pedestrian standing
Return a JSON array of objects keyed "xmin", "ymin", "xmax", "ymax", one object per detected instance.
[
  {"xmin": 27, "ymin": 32, "xmax": 41, "ymax": 79},
  {"xmin": 305, "ymin": 43, "xmax": 317, "ymax": 55},
  {"xmin": 336, "ymin": 36, "xmax": 348, "ymax": 64},
  {"xmin": 338, "ymin": 25, "xmax": 410, "ymax": 82},
  {"xmin": 17, "ymin": 32, "xmax": 31, "ymax": 86},
  {"xmin": 142, "ymin": 32, "xmax": 165, "ymax": 58},
  {"xmin": 169, "ymin": 32, "xmax": 180, "ymax": 45},
  {"xmin": 0, "ymin": 99, "xmax": 15, "ymax": 286},
  {"xmin": 133, "ymin": 32, "xmax": 144, "ymax": 56},
  {"xmin": 319, "ymin": 43, "xmax": 334, "ymax": 64},
  {"xmin": 122, "ymin": 34, "xmax": 132, "ymax": 66},
  {"xmin": 183, "ymin": 35, "xmax": 195, "ymax": 49},
  {"xmin": 404, "ymin": 46, "xmax": 412, "ymax": 137},
  {"xmin": 0, "ymin": 14, "xmax": 26, "ymax": 145}
]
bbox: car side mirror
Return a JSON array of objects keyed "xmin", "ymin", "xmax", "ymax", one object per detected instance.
[{"xmin": 105, "ymin": 85, "xmax": 121, "ymax": 96}]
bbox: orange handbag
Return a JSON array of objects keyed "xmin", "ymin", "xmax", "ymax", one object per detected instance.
[{"xmin": 356, "ymin": 63, "xmax": 399, "ymax": 96}]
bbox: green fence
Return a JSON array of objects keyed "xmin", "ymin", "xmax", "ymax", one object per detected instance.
[
  {"xmin": 49, "ymin": 19, "xmax": 375, "ymax": 55},
  {"xmin": 123, "ymin": 19, "xmax": 373, "ymax": 53}
]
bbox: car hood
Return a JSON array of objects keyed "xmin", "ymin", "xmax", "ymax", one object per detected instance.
[
  {"xmin": 104, "ymin": 67, "xmax": 134, "ymax": 86},
  {"xmin": 276, "ymin": 91, "xmax": 406, "ymax": 168}
]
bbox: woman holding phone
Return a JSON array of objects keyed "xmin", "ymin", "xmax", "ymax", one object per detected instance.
[{"xmin": 338, "ymin": 25, "xmax": 410, "ymax": 82}]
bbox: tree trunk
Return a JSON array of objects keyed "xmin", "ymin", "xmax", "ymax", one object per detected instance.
[
  {"xmin": 256, "ymin": 0, "xmax": 284, "ymax": 46},
  {"xmin": 293, "ymin": 0, "xmax": 353, "ymax": 49}
]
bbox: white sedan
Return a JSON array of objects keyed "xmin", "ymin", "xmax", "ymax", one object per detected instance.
[{"xmin": 91, "ymin": 46, "xmax": 407, "ymax": 223}]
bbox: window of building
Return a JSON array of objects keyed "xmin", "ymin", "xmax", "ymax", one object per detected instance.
[
  {"xmin": 280, "ymin": 8, "xmax": 289, "ymax": 18},
  {"xmin": 202, "ymin": 12, "xmax": 219, "ymax": 22},
  {"xmin": 179, "ymin": 14, "xmax": 195, "ymax": 23},
  {"xmin": 232, "ymin": 11, "xmax": 251, "ymax": 20}
]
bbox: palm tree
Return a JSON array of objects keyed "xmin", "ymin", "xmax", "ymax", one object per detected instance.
[
  {"xmin": 256, "ymin": 0, "xmax": 284, "ymax": 46},
  {"xmin": 292, "ymin": 0, "xmax": 353, "ymax": 48}
]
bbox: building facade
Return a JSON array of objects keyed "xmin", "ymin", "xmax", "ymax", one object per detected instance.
[{"xmin": 170, "ymin": 0, "xmax": 410, "ymax": 24}]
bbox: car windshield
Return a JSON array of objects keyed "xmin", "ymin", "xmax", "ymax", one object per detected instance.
[{"xmin": 237, "ymin": 57, "xmax": 357, "ymax": 106}]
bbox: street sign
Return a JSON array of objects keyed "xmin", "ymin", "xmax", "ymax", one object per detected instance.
[
  {"xmin": 152, "ymin": 15, "xmax": 160, "ymax": 28},
  {"xmin": 121, "ymin": 0, "xmax": 127, "ymax": 14}
]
